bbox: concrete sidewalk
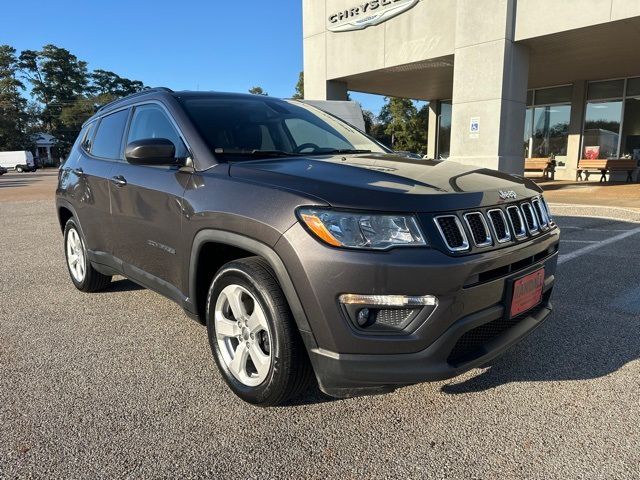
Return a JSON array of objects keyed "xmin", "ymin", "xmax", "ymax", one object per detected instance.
[{"xmin": 538, "ymin": 180, "xmax": 640, "ymax": 211}]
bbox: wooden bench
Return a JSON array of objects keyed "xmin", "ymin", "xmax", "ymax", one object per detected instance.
[
  {"xmin": 576, "ymin": 159, "xmax": 638, "ymax": 182},
  {"xmin": 525, "ymin": 158, "xmax": 555, "ymax": 180}
]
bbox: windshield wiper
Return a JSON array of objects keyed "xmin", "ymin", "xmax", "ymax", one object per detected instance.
[
  {"xmin": 214, "ymin": 148, "xmax": 300, "ymax": 158},
  {"xmin": 308, "ymin": 148, "xmax": 373, "ymax": 155}
]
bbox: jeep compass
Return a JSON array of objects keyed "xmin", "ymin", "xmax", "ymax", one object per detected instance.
[{"xmin": 56, "ymin": 88, "xmax": 560, "ymax": 406}]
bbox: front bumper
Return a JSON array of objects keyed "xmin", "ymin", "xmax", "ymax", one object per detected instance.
[
  {"xmin": 276, "ymin": 222, "xmax": 560, "ymax": 397},
  {"xmin": 308, "ymin": 283, "xmax": 552, "ymax": 397}
]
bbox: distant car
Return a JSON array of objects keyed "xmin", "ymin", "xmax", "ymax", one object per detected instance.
[{"xmin": 0, "ymin": 166, "xmax": 7, "ymax": 175}]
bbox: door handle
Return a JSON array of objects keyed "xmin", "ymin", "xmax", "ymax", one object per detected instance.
[
  {"xmin": 72, "ymin": 167, "xmax": 84, "ymax": 176},
  {"xmin": 111, "ymin": 175, "xmax": 127, "ymax": 187}
]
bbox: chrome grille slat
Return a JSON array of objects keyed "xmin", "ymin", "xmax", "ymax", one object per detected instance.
[
  {"xmin": 463, "ymin": 212, "xmax": 492, "ymax": 247},
  {"xmin": 434, "ymin": 215, "xmax": 470, "ymax": 252},
  {"xmin": 506, "ymin": 206, "xmax": 527, "ymax": 239},
  {"xmin": 531, "ymin": 198, "xmax": 549, "ymax": 230},
  {"xmin": 521, "ymin": 203, "xmax": 540, "ymax": 234},
  {"xmin": 487, "ymin": 209, "xmax": 511, "ymax": 243}
]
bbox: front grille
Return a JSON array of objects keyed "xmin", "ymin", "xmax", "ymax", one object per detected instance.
[
  {"xmin": 447, "ymin": 291, "xmax": 551, "ymax": 365},
  {"xmin": 487, "ymin": 209, "xmax": 511, "ymax": 243},
  {"xmin": 434, "ymin": 216, "xmax": 469, "ymax": 251},
  {"xmin": 464, "ymin": 213, "xmax": 492, "ymax": 247},
  {"xmin": 506, "ymin": 206, "xmax": 526, "ymax": 239},
  {"xmin": 521, "ymin": 203, "xmax": 540, "ymax": 234},
  {"xmin": 431, "ymin": 197, "xmax": 556, "ymax": 253}
]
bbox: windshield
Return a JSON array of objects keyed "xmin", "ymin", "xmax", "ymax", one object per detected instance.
[{"xmin": 177, "ymin": 95, "xmax": 388, "ymax": 160}]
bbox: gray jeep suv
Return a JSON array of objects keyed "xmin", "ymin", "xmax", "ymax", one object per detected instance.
[{"xmin": 56, "ymin": 88, "xmax": 560, "ymax": 406}]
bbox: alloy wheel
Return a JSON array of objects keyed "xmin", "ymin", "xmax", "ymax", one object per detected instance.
[
  {"xmin": 66, "ymin": 228, "xmax": 86, "ymax": 283},
  {"xmin": 214, "ymin": 284, "xmax": 273, "ymax": 387}
]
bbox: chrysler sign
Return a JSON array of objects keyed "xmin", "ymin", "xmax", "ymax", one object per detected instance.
[{"xmin": 327, "ymin": 0, "xmax": 419, "ymax": 32}]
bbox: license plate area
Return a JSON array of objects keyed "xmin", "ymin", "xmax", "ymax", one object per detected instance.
[{"xmin": 505, "ymin": 268, "xmax": 545, "ymax": 319}]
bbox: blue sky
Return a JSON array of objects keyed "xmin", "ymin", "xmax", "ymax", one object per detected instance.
[{"xmin": 2, "ymin": 0, "xmax": 386, "ymax": 114}]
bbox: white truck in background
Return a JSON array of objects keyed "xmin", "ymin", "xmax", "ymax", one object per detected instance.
[{"xmin": 0, "ymin": 151, "xmax": 37, "ymax": 173}]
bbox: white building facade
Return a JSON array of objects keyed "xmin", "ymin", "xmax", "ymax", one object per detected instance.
[{"xmin": 303, "ymin": 0, "xmax": 640, "ymax": 179}]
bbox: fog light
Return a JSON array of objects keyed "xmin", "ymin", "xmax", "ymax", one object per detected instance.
[
  {"xmin": 339, "ymin": 294, "xmax": 438, "ymax": 333},
  {"xmin": 357, "ymin": 308, "xmax": 371, "ymax": 327}
]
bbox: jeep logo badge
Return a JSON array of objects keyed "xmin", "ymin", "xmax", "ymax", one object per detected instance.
[
  {"xmin": 327, "ymin": 0, "xmax": 420, "ymax": 32},
  {"xmin": 499, "ymin": 190, "xmax": 517, "ymax": 201}
]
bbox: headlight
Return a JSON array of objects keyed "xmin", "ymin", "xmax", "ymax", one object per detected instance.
[{"xmin": 298, "ymin": 208, "xmax": 427, "ymax": 250}]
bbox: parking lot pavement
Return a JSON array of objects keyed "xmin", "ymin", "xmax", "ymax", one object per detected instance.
[
  {"xmin": 0, "ymin": 170, "xmax": 59, "ymax": 202},
  {"xmin": 1, "ymin": 200, "xmax": 639, "ymax": 479}
]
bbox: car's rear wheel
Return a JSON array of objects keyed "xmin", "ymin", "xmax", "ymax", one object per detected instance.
[
  {"xmin": 16, "ymin": 166, "xmax": 23, "ymax": 173},
  {"xmin": 206, "ymin": 257, "xmax": 312, "ymax": 406},
  {"xmin": 64, "ymin": 218, "xmax": 112, "ymax": 292}
]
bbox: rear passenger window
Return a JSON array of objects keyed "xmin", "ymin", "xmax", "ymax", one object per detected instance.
[
  {"xmin": 127, "ymin": 104, "xmax": 188, "ymax": 158},
  {"xmin": 91, "ymin": 109, "xmax": 130, "ymax": 159}
]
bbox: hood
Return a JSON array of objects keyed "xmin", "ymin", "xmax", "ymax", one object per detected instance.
[{"xmin": 228, "ymin": 153, "xmax": 542, "ymax": 212}]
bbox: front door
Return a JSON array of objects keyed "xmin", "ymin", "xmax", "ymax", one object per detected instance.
[{"xmin": 109, "ymin": 103, "xmax": 190, "ymax": 298}]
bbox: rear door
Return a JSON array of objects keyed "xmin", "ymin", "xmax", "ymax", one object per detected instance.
[
  {"xmin": 109, "ymin": 103, "xmax": 191, "ymax": 297},
  {"xmin": 66, "ymin": 110, "xmax": 129, "ymax": 257}
]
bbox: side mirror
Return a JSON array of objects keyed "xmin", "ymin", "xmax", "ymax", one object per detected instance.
[{"xmin": 125, "ymin": 138, "xmax": 177, "ymax": 165}]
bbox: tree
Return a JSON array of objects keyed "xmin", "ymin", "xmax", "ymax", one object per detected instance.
[
  {"xmin": 248, "ymin": 86, "xmax": 268, "ymax": 96},
  {"xmin": 379, "ymin": 97, "xmax": 428, "ymax": 154},
  {"xmin": 292, "ymin": 71, "xmax": 304, "ymax": 100},
  {"xmin": 18, "ymin": 45, "xmax": 89, "ymax": 150},
  {"xmin": 0, "ymin": 45, "xmax": 30, "ymax": 150},
  {"xmin": 89, "ymin": 69, "xmax": 144, "ymax": 97}
]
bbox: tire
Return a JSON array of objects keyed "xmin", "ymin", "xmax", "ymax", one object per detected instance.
[
  {"xmin": 16, "ymin": 166, "xmax": 23, "ymax": 173},
  {"xmin": 63, "ymin": 218, "xmax": 112, "ymax": 292},
  {"xmin": 206, "ymin": 257, "xmax": 312, "ymax": 406}
]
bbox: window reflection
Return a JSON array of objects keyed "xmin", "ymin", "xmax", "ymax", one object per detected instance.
[{"xmin": 583, "ymin": 101, "xmax": 622, "ymax": 159}]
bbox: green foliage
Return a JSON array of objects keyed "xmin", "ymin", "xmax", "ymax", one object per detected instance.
[
  {"xmin": 379, "ymin": 97, "xmax": 429, "ymax": 154},
  {"xmin": 248, "ymin": 86, "xmax": 268, "ymax": 96},
  {"xmin": 292, "ymin": 72, "xmax": 304, "ymax": 100},
  {"xmin": 0, "ymin": 45, "xmax": 30, "ymax": 150},
  {"xmin": 0, "ymin": 43, "xmax": 145, "ymax": 156}
]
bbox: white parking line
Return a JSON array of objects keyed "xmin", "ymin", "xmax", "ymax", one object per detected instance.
[
  {"xmin": 559, "ymin": 226, "xmax": 640, "ymax": 264},
  {"xmin": 561, "ymin": 226, "xmax": 631, "ymax": 232},
  {"xmin": 561, "ymin": 240, "xmax": 599, "ymax": 244}
]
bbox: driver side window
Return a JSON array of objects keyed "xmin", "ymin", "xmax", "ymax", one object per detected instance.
[{"xmin": 128, "ymin": 104, "xmax": 189, "ymax": 158}]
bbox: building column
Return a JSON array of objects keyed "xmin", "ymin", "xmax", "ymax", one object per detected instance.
[
  {"xmin": 449, "ymin": 0, "xmax": 529, "ymax": 174},
  {"xmin": 426, "ymin": 101, "xmax": 439, "ymax": 159},
  {"xmin": 556, "ymin": 81, "xmax": 587, "ymax": 180}
]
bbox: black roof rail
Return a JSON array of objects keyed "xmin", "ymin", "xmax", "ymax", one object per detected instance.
[{"xmin": 96, "ymin": 87, "xmax": 174, "ymax": 113}]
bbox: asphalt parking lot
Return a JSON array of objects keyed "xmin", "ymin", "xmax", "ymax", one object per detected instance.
[{"xmin": 1, "ymin": 171, "xmax": 639, "ymax": 478}]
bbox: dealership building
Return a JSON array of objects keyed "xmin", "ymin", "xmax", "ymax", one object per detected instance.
[{"xmin": 303, "ymin": 0, "xmax": 640, "ymax": 180}]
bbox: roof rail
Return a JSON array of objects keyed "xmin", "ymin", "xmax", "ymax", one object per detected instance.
[{"xmin": 96, "ymin": 87, "xmax": 174, "ymax": 113}]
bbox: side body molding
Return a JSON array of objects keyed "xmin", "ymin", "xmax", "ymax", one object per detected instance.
[{"xmin": 188, "ymin": 229, "xmax": 317, "ymax": 345}]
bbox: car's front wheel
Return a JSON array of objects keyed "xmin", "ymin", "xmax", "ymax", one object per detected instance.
[
  {"xmin": 16, "ymin": 166, "xmax": 23, "ymax": 173},
  {"xmin": 206, "ymin": 257, "xmax": 312, "ymax": 406},
  {"xmin": 64, "ymin": 218, "xmax": 112, "ymax": 292}
]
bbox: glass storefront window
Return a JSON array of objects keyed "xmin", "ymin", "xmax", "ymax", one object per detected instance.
[
  {"xmin": 587, "ymin": 80, "xmax": 625, "ymax": 101},
  {"xmin": 535, "ymin": 85, "xmax": 573, "ymax": 105},
  {"xmin": 582, "ymin": 101, "xmax": 622, "ymax": 159},
  {"xmin": 621, "ymin": 97, "xmax": 640, "ymax": 159},
  {"xmin": 523, "ymin": 108, "xmax": 533, "ymax": 157},
  {"xmin": 437, "ymin": 100, "xmax": 452, "ymax": 159},
  {"xmin": 523, "ymin": 86, "xmax": 572, "ymax": 160},
  {"xmin": 531, "ymin": 105, "xmax": 571, "ymax": 157}
]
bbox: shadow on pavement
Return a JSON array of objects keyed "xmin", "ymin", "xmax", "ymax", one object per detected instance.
[{"xmin": 442, "ymin": 214, "xmax": 640, "ymax": 395}]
